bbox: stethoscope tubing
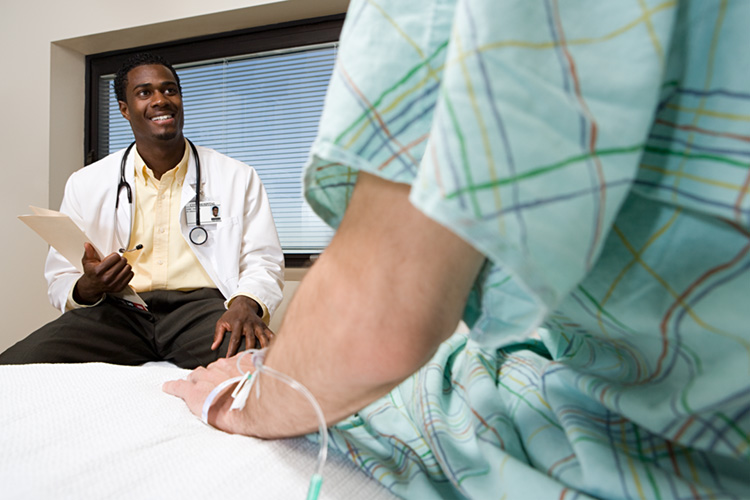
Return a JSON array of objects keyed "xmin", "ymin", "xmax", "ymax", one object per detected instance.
[{"xmin": 117, "ymin": 138, "xmax": 208, "ymax": 247}]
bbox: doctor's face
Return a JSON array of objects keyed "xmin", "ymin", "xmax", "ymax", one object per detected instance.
[{"xmin": 118, "ymin": 64, "xmax": 185, "ymax": 148}]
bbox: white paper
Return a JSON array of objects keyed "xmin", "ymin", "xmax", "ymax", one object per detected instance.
[{"xmin": 19, "ymin": 206, "xmax": 147, "ymax": 309}]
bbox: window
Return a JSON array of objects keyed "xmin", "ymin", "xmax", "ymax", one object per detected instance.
[{"xmin": 86, "ymin": 16, "xmax": 343, "ymax": 266}]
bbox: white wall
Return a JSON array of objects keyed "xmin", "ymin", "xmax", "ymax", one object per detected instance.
[{"xmin": 0, "ymin": 0, "xmax": 346, "ymax": 351}]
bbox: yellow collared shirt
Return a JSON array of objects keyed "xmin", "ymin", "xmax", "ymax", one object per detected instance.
[{"xmin": 126, "ymin": 142, "xmax": 216, "ymax": 292}]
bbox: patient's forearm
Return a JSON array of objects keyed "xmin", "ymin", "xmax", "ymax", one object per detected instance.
[{"xmin": 228, "ymin": 173, "xmax": 484, "ymax": 438}]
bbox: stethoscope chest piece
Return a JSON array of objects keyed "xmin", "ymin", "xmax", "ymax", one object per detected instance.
[{"xmin": 190, "ymin": 226, "xmax": 208, "ymax": 245}]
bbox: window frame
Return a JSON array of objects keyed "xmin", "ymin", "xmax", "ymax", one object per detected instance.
[{"xmin": 84, "ymin": 14, "xmax": 344, "ymax": 268}]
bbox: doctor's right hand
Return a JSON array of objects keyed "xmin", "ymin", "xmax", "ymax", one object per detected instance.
[{"xmin": 73, "ymin": 243, "xmax": 134, "ymax": 305}]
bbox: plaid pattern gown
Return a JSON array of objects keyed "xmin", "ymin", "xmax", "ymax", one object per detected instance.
[{"xmin": 303, "ymin": 1, "xmax": 750, "ymax": 498}]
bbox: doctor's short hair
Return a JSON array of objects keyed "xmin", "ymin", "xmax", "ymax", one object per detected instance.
[{"xmin": 114, "ymin": 52, "xmax": 182, "ymax": 104}]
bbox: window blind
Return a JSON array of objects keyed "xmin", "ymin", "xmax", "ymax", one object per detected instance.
[{"xmin": 96, "ymin": 43, "xmax": 337, "ymax": 254}]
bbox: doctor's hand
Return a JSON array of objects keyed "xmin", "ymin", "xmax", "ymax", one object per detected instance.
[
  {"xmin": 213, "ymin": 296, "xmax": 274, "ymax": 356},
  {"xmin": 74, "ymin": 243, "xmax": 134, "ymax": 305}
]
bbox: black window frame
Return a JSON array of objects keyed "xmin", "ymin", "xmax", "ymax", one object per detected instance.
[{"xmin": 84, "ymin": 14, "xmax": 344, "ymax": 268}]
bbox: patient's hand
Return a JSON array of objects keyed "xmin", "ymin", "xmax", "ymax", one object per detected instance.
[{"xmin": 163, "ymin": 356, "xmax": 255, "ymax": 435}]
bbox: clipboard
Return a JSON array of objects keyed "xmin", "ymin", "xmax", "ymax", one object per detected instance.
[{"xmin": 18, "ymin": 206, "xmax": 148, "ymax": 310}]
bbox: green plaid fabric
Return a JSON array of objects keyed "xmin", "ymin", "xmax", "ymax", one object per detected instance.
[{"xmin": 305, "ymin": 1, "xmax": 750, "ymax": 498}]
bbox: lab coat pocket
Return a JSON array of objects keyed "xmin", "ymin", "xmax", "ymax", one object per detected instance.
[
  {"xmin": 205, "ymin": 215, "xmax": 242, "ymax": 288},
  {"xmin": 201, "ymin": 214, "xmax": 240, "ymax": 248}
]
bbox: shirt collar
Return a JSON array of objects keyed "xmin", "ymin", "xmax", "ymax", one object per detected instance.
[{"xmin": 133, "ymin": 139, "xmax": 189, "ymax": 186}]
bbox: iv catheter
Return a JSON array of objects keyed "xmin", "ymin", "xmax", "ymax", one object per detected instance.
[{"xmin": 200, "ymin": 348, "xmax": 328, "ymax": 500}]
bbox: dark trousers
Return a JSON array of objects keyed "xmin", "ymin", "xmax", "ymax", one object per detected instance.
[{"xmin": 0, "ymin": 288, "xmax": 241, "ymax": 369}]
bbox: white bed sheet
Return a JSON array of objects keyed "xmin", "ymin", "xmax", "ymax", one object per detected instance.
[{"xmin": 0, "ymin": 362, "xmax": 394, "ymax": 499}]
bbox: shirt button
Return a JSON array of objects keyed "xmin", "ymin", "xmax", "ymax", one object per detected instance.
[
  {"xmin": 157, "ymin": 260, "xmax": 164, "ymax": 265},
  {"xmin": 159, "ymin": 227, "xmax": 166, "ymax": 233},
  {"xmin": 160, "ymin": 195, "xmax": 166, "ymax": 200}
]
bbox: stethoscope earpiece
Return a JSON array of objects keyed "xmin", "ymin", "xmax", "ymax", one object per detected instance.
[{"xmin": 119, "ymin": 243, "xmax": 144, "ymax": 253}]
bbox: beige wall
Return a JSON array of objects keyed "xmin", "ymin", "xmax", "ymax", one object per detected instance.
[{"xmin": 0, "ymin": 0, "xmax": 345, "ymax": 351}]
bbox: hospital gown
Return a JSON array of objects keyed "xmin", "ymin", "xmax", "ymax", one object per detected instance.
[{"xmin": 304, "ymin": 1, "xmax": 750, "ymax": 498}]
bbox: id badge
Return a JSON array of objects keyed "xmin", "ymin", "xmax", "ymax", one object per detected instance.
[{"xmin": 186, "ymin": 201, "xmax": 221, "ymax": 225}]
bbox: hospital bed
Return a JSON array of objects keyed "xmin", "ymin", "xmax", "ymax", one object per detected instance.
[
  {"xmin": 0, "ymin": 360, "xmax": 394, "ymax": 499},
  {"xmin": 0, "ymin": 267, "xmax": 393, "ymax": 499}
]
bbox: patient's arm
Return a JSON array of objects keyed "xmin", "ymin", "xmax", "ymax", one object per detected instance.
[{"xmin": 164, "ymin": 172, "xmax": 484, "ymax": 437}]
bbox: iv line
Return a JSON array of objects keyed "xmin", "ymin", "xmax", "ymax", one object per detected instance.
[{"xmin": 200, "ymin": 348, "xmax": 328, "ymax": 500}]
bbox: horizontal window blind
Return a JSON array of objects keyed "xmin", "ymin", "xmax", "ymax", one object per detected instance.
[{"xmin": 97, "ymin": 44, "xmax": 337, "ymax": 254}]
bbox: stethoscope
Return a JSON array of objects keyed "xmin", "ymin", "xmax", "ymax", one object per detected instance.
[{"xmin": 116, "ymin": 138, "xmax": 208, "ymax": 250}]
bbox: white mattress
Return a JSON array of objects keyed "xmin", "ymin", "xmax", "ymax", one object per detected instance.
[{"xmin": 0, "ymin": 362, "xmax": 394, "ymax": 499}]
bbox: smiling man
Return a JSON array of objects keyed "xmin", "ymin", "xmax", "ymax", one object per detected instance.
[{"xmin": 0, "ymin": 53, "xmax": 284, "ymax": 368}]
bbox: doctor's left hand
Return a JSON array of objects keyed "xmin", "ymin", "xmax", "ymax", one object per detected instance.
[{"xmin": 212, "ymin": 296, "xmax": 275, "ymax": 356}]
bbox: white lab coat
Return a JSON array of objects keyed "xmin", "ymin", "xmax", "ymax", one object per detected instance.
[{"xmin": 45, "ymin": 144, "xmax": 285, "ymax": 316}]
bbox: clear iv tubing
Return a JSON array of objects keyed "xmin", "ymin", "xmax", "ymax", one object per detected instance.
[{"xmin": 237, "ymin": 348, "xmax": 328, "ymax": 500}]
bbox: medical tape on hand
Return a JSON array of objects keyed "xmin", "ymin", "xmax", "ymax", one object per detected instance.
[
  {"xmin": 200, "ymin": 375, "xmax": 244, "ymax": 426},
  {"xmin": 229, "ymin": 371, "xmax": 256, "ymax": 411},
  {"xmin": 200, "ymin": 349, "xmax": 259, "ymax": 426}
]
